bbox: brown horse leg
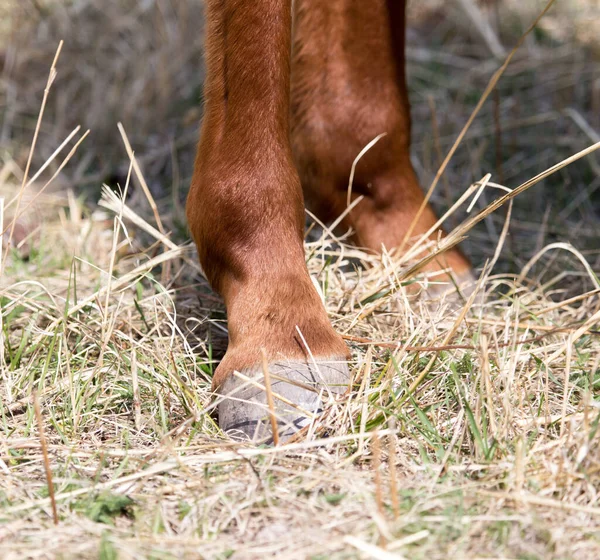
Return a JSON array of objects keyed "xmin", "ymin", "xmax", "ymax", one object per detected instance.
[
  {"xmin": 186, "ymin": 0, "xmax": 349, "ymax": 441},
  {"xmin": 291, "ymin": 0, "xmax": 472, "ymax": 279}
]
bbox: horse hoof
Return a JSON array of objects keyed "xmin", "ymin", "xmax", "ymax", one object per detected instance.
[
  {"xmin": 424, "ymin": 270, "xmax": 483, "ymax": 311},
  {"xmin": 217, "ymin": 358, "xmax": 350, "ymax": 444}
]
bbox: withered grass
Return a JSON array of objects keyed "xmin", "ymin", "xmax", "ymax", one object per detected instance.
[{"xmin": 1, "ymin": 1, "xmax": 600, "ymax": 558}]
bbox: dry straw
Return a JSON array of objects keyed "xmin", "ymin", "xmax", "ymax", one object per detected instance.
[{"xmin": 1, "ymin": 0, "xmax": 600, "ymax": 558}]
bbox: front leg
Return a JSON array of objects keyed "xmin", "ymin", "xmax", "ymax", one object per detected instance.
[{"xmin": 186, "ymin": 0, "xmax": 350, "ymax": 442}]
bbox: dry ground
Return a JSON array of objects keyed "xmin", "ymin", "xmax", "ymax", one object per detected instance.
[{"xmin": 1, "ymin": 1, "xmax": 600, "ymax": 558}]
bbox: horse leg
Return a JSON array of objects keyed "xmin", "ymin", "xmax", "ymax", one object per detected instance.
[{"xmin": 187, "ymin": 0, "xmax": 349, "ymax": 441}]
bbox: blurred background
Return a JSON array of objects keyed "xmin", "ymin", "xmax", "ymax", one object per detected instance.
[{"xmin": 1, "ymin": 0, "xmax": 599, "ymax": 279}]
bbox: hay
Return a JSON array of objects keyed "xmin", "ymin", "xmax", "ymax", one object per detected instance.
[{"xmin": 1, "ymin": 0, "xmax": 600, "ymax": 558}]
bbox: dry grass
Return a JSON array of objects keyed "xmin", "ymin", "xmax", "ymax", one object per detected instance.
[{"xmin": 2, "ymin": 1, "xmax": 600, "ymax": 559}]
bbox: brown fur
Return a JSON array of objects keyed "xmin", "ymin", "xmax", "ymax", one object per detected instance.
[{"xmin": 187, "ymin": 0, "xmax": 470, "ymax": 390}]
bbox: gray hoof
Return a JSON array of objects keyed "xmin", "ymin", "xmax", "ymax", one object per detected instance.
[
  {"xmin": 217, "ymin": 358, "xmax": 350, "ymax": 444},
  {"xmin": 425, "ymin": 270, "xmax": 481, "ymax": 307}
]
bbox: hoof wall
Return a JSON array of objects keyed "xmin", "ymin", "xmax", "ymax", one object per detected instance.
[
  {"xmin": 217, "ymin": 358, "xmax": 350, "ymax": 444},
  {"xmin": 424, "ymin": 270, "xmax": 483, "ymax": 311}
]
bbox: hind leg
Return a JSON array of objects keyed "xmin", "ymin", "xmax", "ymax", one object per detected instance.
[{"xmin": 291, "ymin": 0, "xmax": 471, "ymax": 278}]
